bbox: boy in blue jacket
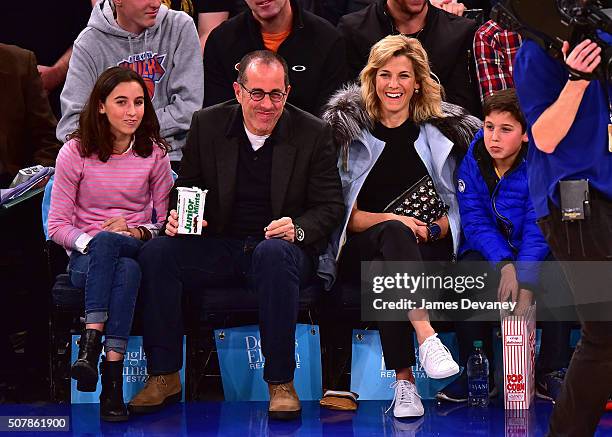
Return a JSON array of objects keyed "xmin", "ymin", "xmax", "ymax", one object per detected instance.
[{"xmin": 437, "ymin": 89, "xmax": 573, "ymax": 403}]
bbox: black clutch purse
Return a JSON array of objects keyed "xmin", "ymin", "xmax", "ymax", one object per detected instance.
[{"xmin": 382, "ymin": 175, "xmax": 449, "ymax": 224}]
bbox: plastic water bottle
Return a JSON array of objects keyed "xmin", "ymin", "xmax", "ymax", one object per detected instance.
[{"xmin": 467, "ymin": 340, "xmax": 489, "ymax": 407}]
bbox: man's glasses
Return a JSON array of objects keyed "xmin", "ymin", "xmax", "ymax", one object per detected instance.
[{"xmin": 239, "ymin": 83, "xmax": 287, "ymax": 103}]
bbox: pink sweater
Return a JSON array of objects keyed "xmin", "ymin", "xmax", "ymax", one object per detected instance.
[{"xmin": 48, "ymin": 138, "xmax": 173, "ymax": 250}]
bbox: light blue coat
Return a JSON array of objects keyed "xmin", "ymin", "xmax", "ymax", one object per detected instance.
[
  {"xmin": 317, "ymin": 84, "xmax": 481, "ymax": 290},
  {"xmin": 317, "ymin": 125, "xmax": 461, "ymax": 290}
]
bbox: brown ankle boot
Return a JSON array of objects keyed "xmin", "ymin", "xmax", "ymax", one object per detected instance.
[
  {"xmin": 268, "ymin": 381, "xmax": 301, "ymax": 420},
  {"xmin": 128, "ymin": 372, "xmax": 181, "ymax": 414}
]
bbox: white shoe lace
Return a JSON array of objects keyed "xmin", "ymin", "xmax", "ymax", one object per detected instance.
[
  {"xmin": 385, "ymin": 380, "xmax": 420, "ymax": 414},
  {"xmin": 420, "ymin": 334, "xmax": 454, "ymax": 369}
]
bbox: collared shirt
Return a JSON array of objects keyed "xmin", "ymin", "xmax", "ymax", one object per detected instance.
[{"xmin": 474, "ymin": 20, "xmax": 523, "ymax": 103}]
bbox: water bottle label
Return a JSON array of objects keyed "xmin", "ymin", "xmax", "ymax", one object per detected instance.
[{"xmin": 468, "ymin": 378, "xmax": 489, "ymax": 397}]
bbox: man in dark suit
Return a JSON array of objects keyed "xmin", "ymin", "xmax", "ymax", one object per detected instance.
[
  {"xmin": 338, "ymin": 0, "xmax": 481, "ymax": 116},
  {"xmin": 0, "ymin": 43, "xmax": 60, "ymax": 188},
  {"xmin": 203, "ymin": 0, "xmax": 346, "ymax": 116},
  {"xmin": 0, "ymin": 43, "xmax": 60, "ymax": 401},
  {"xmin": 130, "ymin": 50, "xmax": 344, "ymax": 419}
]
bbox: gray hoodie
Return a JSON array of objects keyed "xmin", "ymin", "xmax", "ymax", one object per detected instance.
[{"xmin": 56, "ymin": 0, "xmax": 204, "ymax": 160}]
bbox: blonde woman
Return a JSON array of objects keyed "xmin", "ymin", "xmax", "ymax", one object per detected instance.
[{"xmin": 321, "ymin": 35, "xmax": 480, "ymax": 418}]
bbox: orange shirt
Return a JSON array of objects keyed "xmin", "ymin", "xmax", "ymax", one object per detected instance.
[{"xmin": 261, "ymin": 30, "xmax": 291, "ymax": 53}]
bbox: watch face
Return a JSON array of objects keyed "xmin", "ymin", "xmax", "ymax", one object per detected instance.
[
  {"xmin": 296, "ymin": 226, "xmax": 305, "ymax": 242},
  {"xmin": 428, "ymin": 223, "xmax": 441, "ymax": 240}
]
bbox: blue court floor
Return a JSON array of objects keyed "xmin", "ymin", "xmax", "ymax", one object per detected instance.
[{"xmin": 1, "ymin": 399, "xmax": 611, "ymax": 436}]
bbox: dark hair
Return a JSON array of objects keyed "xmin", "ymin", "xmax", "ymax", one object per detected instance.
[
  {"xmin": 236, "ymin": 50, "xmax": 290, "ymax": 89},
  {"xmin": 483, "ymin": 88, "xmax": 527, "ymax": 133},
  {"xmin": 68, "ymin": 66, "xmax": 169, "ymax": 162}
]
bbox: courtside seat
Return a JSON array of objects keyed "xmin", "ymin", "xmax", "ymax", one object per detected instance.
[
  {"xmin": 185, "ymin": 281, "xmax": 323, "ymax": 400},
  {"xmin": 47, "ymin": 235, "xmax": 325, "ymax": 401},
  {"xmin": 46, "ymin": 238, "xmax": 83, "ymax": 403},
  {"xmin": 51, "ymin": 274, "xmax": 84, "ymax": 313},
  {"xmin": 195, "ymin": 284, "xmax": 322, "ymax": 313}
]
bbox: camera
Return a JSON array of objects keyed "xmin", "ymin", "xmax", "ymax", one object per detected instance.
[{"xmin": 492, "ymin": 0, "xmax": 612, "ymax": 81}]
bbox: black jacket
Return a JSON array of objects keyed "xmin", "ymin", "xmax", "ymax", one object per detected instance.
[
  {"xmin": 170, "ymin": 100, "xmax": 345, "ymax": 255},
  {"xmin": 203, "ymin": 0, "xmax": 347, "ymax": 116},
  {"xmin": 0, "ymin": 44, "xmax": 60, "ymax": 181},
  {"xmin": 338, "ymin": 0, "xmax": 481, "ymax": 117}
]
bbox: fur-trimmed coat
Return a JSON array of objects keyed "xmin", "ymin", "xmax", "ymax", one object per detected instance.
[{"xmin": 316, "ymin": 84, "xmax": 481, "ymax": 290}]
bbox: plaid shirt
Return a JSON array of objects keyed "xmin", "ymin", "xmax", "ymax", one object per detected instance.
[{"xmin": 474, "ymin": 20, "xmax": 523, "ymax": 103}]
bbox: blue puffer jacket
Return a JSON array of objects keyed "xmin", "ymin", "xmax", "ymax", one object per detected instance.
[{"xmin": 457, "ymin": 129, "xmax": 550, "ymax": 287}]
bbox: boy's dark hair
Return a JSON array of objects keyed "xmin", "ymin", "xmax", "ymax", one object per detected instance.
[
  {"xmin": 483, "ymin": 88, "xmax": 527, "ymax": 133},
  {"xmin": 68, "ymin": 66, "xmax": 169, "ymax": 162}
]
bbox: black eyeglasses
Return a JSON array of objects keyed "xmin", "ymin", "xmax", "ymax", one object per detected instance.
[{"xmin": 239, "ymin": 83, "xmax": 287, "ymax": 103}]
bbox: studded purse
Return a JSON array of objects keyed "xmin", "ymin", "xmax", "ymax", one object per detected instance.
[{"xmin": 382, "ymin": 175, "xmax": 449, "ymax": 224}]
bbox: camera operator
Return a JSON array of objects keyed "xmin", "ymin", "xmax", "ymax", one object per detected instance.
[{"xmin": 514, "ymin": 33, "xmax": 612, "ymax": 436}]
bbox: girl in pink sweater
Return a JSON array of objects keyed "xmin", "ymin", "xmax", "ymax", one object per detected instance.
[{"xmin": 48, "ymin": 67, "xmax": 173, "ymax": 421}]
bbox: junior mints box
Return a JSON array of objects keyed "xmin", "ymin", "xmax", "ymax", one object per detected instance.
[{"xmin": 177, "ymin": 187, "xmax": 207, "ymax": 235}]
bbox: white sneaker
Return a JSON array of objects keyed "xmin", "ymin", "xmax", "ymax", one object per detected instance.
[
  {"xmin": 418, "ymin": 333, "xmax": 460, "ymax": 379},
  {"xmin": 385, "ymin": 380, "xmax": 424, "ymax": 418}
]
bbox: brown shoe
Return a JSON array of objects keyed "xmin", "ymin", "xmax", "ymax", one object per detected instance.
[
  {"xmin": 319, "ymin": 390, "xmax": 359, "ymax": 411},
  {"xmin": 128, "ymin": 372, "xmax": 181, "ymax": 414},
  {"xmin": 268, "ymin": 381, "xmax": 301, "ymax": 420}
]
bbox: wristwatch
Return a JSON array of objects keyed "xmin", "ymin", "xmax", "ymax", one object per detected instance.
[
  {"xmin": 294, "ymin": 223, "xmax": 305, "ymax": 242},
  {"xmin": 426, "ymin": 223, "xmax": 442, "ymax": 242}
]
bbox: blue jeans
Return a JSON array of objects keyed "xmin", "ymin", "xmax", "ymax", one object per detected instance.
[
  {"xmin": 137, "ymin": 236, "xmax": 315, "ymax": 383},
  {"xmin": 68, "ymin": 231, "xmax": 143, "ymax": 355}
]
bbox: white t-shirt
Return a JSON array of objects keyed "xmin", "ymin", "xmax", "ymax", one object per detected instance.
[{"xmin": 244, "ymin": 124, "xmax": 270, "ymax": 151}]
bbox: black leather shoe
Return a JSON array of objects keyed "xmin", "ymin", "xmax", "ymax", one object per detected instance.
[
  {"xmin": 100, "ymin": 358, "xmax": 128, "ymax": 422},
  {"xmin": 71, "ymin": 329, "xmax": 103, "ymax": 392}
]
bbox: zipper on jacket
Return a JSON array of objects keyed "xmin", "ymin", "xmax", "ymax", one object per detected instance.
[{"xmin": 491, "ymin": 178, "xmax": 518, "ymax": 252}]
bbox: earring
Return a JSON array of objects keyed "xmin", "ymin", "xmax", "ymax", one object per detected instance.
[{"xmin": 414, "ymin": 88, "xmax": 420, "ymax": 94}]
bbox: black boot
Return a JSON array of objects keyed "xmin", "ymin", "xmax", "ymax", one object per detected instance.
[
  {"xmin": 71, "ymin": 329, "xmax": 102, "ymax": 392},
  {"xmin": 100, "ymin": 358, "xmax": 128, "ymax": 422}
]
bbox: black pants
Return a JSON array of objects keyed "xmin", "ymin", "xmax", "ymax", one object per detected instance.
[
  {"xmin": 455, "ymin": 251, "xmax": 573, "ymax": 377},
  {"xmin": 137, "ymin": 236, "xmax": 315, "ymax": 384},
  {"xmin": 339, "ymin": 220, "xmax": 453, "ymax": 370},
  {"xmin": 539, "ymin": 191, "xmax": 612, "ymax": 437}
]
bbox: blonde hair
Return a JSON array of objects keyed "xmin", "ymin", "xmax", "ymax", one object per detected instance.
[{"xmin": 360, "ymin": 35, "xmax": 443, "ymax": 123}]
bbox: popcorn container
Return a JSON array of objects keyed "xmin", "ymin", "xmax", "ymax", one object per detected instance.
[{"xmin": 501, "ymin": 305, "xmax": 536, "ymax": 410}]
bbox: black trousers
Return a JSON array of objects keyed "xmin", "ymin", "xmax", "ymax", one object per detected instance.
[
  {"xmin": 137, "ymin": 236, "xmax": 314, "ymax": 384},
  {"xmin": 339, "ymin": 220, "xmax": 453, "ymax": 370},
  {"xmin": 539, "ymin": 190, "xmax": 612, "ymax": 437}
]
